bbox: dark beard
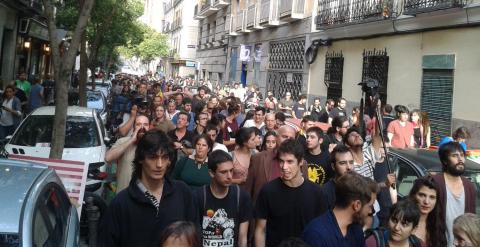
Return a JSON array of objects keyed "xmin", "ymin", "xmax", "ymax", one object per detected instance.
[{"xmin": 446, "ymin": 163, "xmax": 465, "ymax": 176}]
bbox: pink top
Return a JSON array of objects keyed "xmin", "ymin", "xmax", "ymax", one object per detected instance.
[{"xmin": 387, "ymin": 120, "xmax": 414, "ymax": 149}]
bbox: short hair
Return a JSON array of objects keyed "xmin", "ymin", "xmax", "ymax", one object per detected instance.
[
  {"xmin": 326, "ymin": 98, "xmax": 334, "ymax": 105},
  {"xmin": 227, "ymin": 101, "xmax": 240, "ymax": 115},
  {"xmin": 453, "ymin": 213, "xmax": 480, "ymax": 247},
  {"xmin": 157, "ymin": 221, "xmax": 201, "ymax": 247},
  {"xmin": 383, "ymin": 104, "xmax": 393, "ymax": 113},
  {"xmin": 208, "ymin": 150, "xmax": 233, "ymax": 172},
  {"xmin": 235, "ymin": 127, "xmax": 256, "ymax": 147},
  {"xmin": 177, "ymin": 111, "xmax": 191, "ymax": 122},
  {"xmin": 438, "ymin": 141, "xmax": 466, "ymax": 167},
  {"xmin": 277, "ymin": 139, "xmax": 304, "ymax": 163},
  {"xmin": 275, "ymin": 111, "xmax": 286, "ymax": 122},
  {"xmin": 299, "ymin": 94, "xmax": 307, "ymax": 100},
  {"xmin": 183, "ymin": 97, "xmax": 192, "ymax": 105},
  {"xmin": 337, "ymin": 97, "xmax": 346, "ymax": 104},
  {"xmin": 306, "ymin": 126, "xmax": 324, "ymax": 140},
  {"xmin": 334, "ymin": 172, "xmax": 378, "ymax": 208},
  {"xmin": 452, "ymin": 126, "xmax": 471, "ymax": 140},
  {"xmin": 331, "ymin": 115, "xmax": 348, "ymax": 130},
  {"xmin": 301, "ymin": 115, "xmax": 316, "ymax": 123},
  {"xmin": 194, "ymin": 112, "xmax": 208, "ymax": 122},
  {"xmin": 132, "ymin": 130, "xmax": 176, "ymax": 179},
  {"xmin": 206, "ymin": 123, "xmax": 218, "ymax": 133},
  {"xmin": 254, "ymin": 106, "xmax": 266, "ymax": 115},
  {"xmin": 395, "ymin": 105, "xmax": 409, "ymax": 114},
  {"xmin": 209, "ymin": 113, "xmax": 225, "ymax": 126},
  {"xmin": 330, "ymin": 145, "xmax": 352, "ymax": 165},
  {"xmin": 193, "ymin": 134, "xmax": 213, "ymax": 150},
  {"xmin": 389, "ymin": 199, "xmax": 421, "ymax": 228}
]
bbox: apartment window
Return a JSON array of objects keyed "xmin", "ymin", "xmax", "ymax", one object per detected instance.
[
  {"xmin": 212, "ymin": 21, "xmax": 216, "ymax": 42},
  {"xmin": 361, "ymin": 48, "xmax": 389, "ymax": 104},
  {"xmin": 324, "ymin": 51, "xmax": 344, "ymax": 100}
]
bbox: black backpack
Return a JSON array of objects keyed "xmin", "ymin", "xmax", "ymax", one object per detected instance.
[{"xmin": 365, "ymin": 228, "xmax": 422, "ymax": 247}]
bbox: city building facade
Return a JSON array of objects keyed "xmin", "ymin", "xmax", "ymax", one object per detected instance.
[
  {"xmin": 224, "ymin": 0, "xmax": 315, "ymax": 100},
  {"xmin": 194, "ymin": 0, "xmax": 230, "ymax": 83},
  {"xmin": 163, "ymin": 0, "xmax": 199, "ymax": 78},
  {"xmin": 306, "ymin": 0, "xmax": 480, "ymax": 147},
  {"xmin": 0, "ymin": 0, "xmax": 51, "ymax": 87}
]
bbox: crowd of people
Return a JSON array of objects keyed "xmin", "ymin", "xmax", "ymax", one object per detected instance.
[{"xmin": 99, "ymin": 74, "xmax": 478, "ymax": 247}]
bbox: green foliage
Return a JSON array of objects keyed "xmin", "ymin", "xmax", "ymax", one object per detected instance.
[
  {"xmin": 117, "ymin": 24, "xmax": 169, "ymax": 65},
  {"xmin": 55, "ymin": 0, "xmax": 145, "ymax": 70}
]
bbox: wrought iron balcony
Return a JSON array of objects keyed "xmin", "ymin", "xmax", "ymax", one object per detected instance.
[
  {"xmin": 259, "ymin": 0, "xmax": 283, "ymax": 26},
  {"xmin": 316, "ymin": 0, "xmax": 396, "ymax": 29},
  {"xmin": 247, "ymin": 2, "xmax": 265, "ymax": 29},
  {"xmin": 19, "ymin": 0, "xmax": 44, "ymax": 14},
  {"xmin": 193, "ymin": 4, "xmax": 206, "ymax": 21},
  {"xmin": 404, "ymin": 0, "xmax": 467, "ymax": 15},
  {"xmin": 279, "ymin": 0, "xmax": 307, "ymax": 21},
  {"xmin": 197, "ymin": 0, "xmax": 220, "ymax": 17}
]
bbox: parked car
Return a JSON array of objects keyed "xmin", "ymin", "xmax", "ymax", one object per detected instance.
[
  {"xmin": 0, "ymin": 159, "xmax": 79, "ymax": 246},
  {"xmin": 4, "ymin": 106, "xmax": 108, "ymax": 180},
  {"xmin": 87, "ymin": 90, "xmax": 108, "ymax": 123},
  {"xmin": 389, "ymin": 148, "xmax": 480, "ymax": 213},
  {"xmin": 87, "ymin": 79, "xmax": 112, "ymax": 101}
]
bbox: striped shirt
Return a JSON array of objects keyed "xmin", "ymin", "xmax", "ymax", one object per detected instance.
[{"xmin": 353, "ymin": 142, "xmax": 377, "ymax": 180}]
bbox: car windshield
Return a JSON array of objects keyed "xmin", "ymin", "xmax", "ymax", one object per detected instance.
[
  {"xmin": 0, "ymin": 233, "xmax": 19, "ymax": 246},
  {"xmin": 10, "ymin": 115, "xmax": 100, "ymax": 148},
  {"xmin": 87, "ymin": 92, "xmax": 105, "ymax": 113}
]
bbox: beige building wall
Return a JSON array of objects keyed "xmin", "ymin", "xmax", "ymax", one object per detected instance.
[{"xmin": 308, "ymin": 27, "xmax": 480, "ymax": 147}]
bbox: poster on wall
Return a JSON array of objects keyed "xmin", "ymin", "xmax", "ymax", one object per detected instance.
[
  {"xmin": 254, "ymin": 44, "xmax": 262, "ymax": 63},
  {"xmin": 239, "ymin": 45, "xmax": 252, "ymax": 62}
]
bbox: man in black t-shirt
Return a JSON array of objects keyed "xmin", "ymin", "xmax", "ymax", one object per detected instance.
[
  {"xmin": 255, "ymin": 139, "xmax": 325, "ymax": 247},
  {"xmin": 328, "ymin": 97, "xmax": 347, "ymax": 124},
  {"xmin": 196, "ymin": 150, "xmax": 253, "ymax": 247},
  {"xmin": 318, "ymin": 99, "xmax": 335, "ymax": 123},
  {"xmin": 304, "ymin": 127, "xmax": 331, "ymax": 186}
]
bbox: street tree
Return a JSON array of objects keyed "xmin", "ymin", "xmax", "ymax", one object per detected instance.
[
  {"xmin": 42, "ymin": 0, "xmax": 95, "ymax": 159},
  {"xmin": 118, "ymin": 24, "xmax": 169, "ymax": 71}
]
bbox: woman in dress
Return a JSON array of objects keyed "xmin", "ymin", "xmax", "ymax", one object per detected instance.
[
  {"xmin": 409, "ymin": 176, "xmax": 447, "ymax": 247},
  {"xmin": 171, "ymin": 134, "xmax": 213, "ymax": 189},
  {"xmin": 231, "ymin": 127, "xmax": 258, "ymax": 185}
]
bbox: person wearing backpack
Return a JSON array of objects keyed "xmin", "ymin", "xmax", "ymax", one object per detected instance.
[
  {"xmin": 365, "ymin": 199, "xmax": 423, "ymax": 247},
  {"xmin": 195, "ymin": 150, "xmax": 253, "ymax": 247}
]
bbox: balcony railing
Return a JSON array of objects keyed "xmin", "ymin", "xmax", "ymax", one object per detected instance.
[
  {"xmin": 404, "ymin": 0, "xmax": 467, "ymax": 15},
  {"xmin": 213, "ymin": 0, "xmax": 230, "ymax": 7},
  {"xmin": 196, "ymin": 0, "xmax": 221, "ymax": 18},
  {"xmin": 259, "ymin": 0, "xmax": 282, "ymax": 26},
  {"xmin": 279, "ymin": 0, "xmax": 306, "ymax": 20},
  {"xmin": 316, "ymin": 0, "xmax": 395, "ymax": 29}
]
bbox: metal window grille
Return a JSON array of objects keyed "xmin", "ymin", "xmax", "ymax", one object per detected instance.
[
  {"xmin": 421, "ymin": 69, "xmax": 453, "ymax": 146},
  {"xmin": 267, "ymin": 39, "xmax": 305, "ymax": 100},
  {"xmin": 324, "ymin": 51, "xmax": 344, "ymax": 100},
  {"xmin": 361, "ymin": 48, "xmax": 389, "ymax": 104}
]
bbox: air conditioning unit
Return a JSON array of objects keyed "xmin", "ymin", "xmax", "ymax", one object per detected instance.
[{"xmin": 19, "ymin": 18, "xmax": 30, "ymax": 34}]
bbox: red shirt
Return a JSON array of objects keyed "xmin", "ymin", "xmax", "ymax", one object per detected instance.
[{"xmin": 387, "ymin": 120, "xmax": 414, "ymax": 148}]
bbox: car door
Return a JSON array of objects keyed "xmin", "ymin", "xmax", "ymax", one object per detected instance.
[{"xmin": 30, "ymin": 183, "xmax": 73, "ymax": 247}]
